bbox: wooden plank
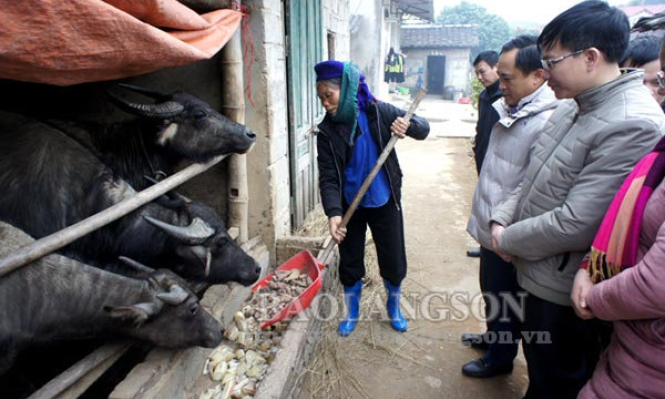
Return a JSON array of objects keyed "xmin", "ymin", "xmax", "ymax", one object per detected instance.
[{"xmin": 26, "ymin": 343, "xmax": 131, "ymax": 399}]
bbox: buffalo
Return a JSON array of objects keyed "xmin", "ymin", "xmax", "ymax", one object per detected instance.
[
  {"xmin": 0, "ymin": 221, "xmax": 223, "ymax": 376},
  {"xmin": 0, "ymin": 86, "xmax": 260, "ymax": 284}
]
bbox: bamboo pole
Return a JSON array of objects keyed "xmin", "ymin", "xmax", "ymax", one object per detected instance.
[
  {"xmin": 0, "ymin": 155, "xmax": 228, "ymax": 278},
  {"xmin": 220, "ymin": 0, "xmax": 249, "ymax": 244}
]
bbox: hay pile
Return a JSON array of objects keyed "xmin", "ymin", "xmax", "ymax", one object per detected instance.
[{"xmin": 292, "ymin": 206, "xmax": 423, "ymax": 399}]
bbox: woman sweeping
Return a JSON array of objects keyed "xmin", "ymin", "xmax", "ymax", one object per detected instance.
[{"xmin": 314, "ymin": 60, "xmax": 429, "ymax": 336}]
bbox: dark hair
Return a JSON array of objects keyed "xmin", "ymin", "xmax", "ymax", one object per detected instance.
[
  {"xmin": 621, "ymin": 35, "xmax": 660, "ymax": 67},
  {"xmin": 538, "ymin": 0, "xmax": 629, "ymax": 63},
  {"xmin": 473, "ymin": 51, "xmax": 499, "ymax": 67},
  {"xmin": 501, "ymin": 35, "xmax": 542, "ymax": 75},
  {"xmin": 318, "ymin": 77, "xmax": 342, "ymax": 88}
]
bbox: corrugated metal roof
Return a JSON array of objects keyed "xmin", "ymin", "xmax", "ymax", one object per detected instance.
[
  {"xmin": 398, "ymin": 0, "xmax": 434, "ymax": 22},
  {"xmin": 401, "ymin": 25, "xmax": 479, "ymax": 49}
]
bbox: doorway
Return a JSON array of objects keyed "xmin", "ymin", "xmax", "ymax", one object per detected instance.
[{"xmin": 427, "ymin": 55, "xmax": 446, "ymax": 95}]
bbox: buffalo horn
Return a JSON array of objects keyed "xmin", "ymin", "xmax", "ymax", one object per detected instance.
[
  {"xmin": 157, "ymin": 284, "xmax": 189, "ymax": 305},
  {"xmin": 118, "ymin": 256, "xmax": 155, "ymax": 274},
  {"xmin": 106, "ymin": 90, "xmax": 184, "ymax": 119},
  {"xmin": 117, "ymin": 83, "xmax": 171, "ymax": 101},
  {"xmin": 204, "ymin": 247, "xmax": 212, "ymax": 277},
  {"xmin": 143, "ymin": 216, "xmax": 215, "ymax": 245}
]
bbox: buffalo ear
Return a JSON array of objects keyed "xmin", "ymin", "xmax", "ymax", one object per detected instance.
[
  {"xmin": 104, "ymin": 301, "xmax": 162, "ymax": 325},
  {"xmin": 156, "ymin": 284, "xmax": 189, "ymax": 305}
]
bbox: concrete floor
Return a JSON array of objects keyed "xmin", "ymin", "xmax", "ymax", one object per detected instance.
[{"xmin": 297, "ymin": 96, "xmax": 529, "ymax": 399}]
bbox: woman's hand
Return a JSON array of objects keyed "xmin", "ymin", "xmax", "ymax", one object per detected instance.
[
  {"xmin": 571, "ymin": 268, "xmax": 595, "ymax": 320},
  {"xmin": 391, "ymin": 117, "xmax": 409, "ymax": 139},
  {"xmin": 329, "ymin": 216, "xmax": 347, "ymax": 244}
]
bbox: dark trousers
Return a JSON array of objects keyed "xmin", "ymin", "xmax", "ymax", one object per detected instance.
[
  {"xmin": 338, "ymin": 199, "xmax": 407, "ymax": 287},
  {"xmin": 522, "ymin": 293, "xmax": 595, "ymax": 399},
  {"xmin": 479, "ymin": 247, "xmax": 522, "ymax": 365}
]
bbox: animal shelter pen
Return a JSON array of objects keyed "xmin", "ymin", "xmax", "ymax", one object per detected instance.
[{"xmin": 0, "ymin": 2, "xmax": 255, "ymax": 397}]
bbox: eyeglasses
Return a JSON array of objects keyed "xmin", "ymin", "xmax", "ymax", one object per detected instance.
[
  {"xmin": 656, "ymin": 71, "xmax": 665, "ymax": 90},
  {"xmin": 541, "ymin": 49, "xmax": 586, "ymax": 71}
]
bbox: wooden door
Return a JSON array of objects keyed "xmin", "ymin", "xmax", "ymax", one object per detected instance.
[
  {"xmin": 286, "ymin": 0, "xmax": 323, "ymax": 229},
  {"xmin": 427, "ymin": 55, "xmax": 446, "ymax": 95}
]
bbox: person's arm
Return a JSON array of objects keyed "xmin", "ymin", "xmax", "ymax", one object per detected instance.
[
  {"xmin": 316, "ymin": 131, "xmax": 342, "ymax": 218},
  {"xmin": 587, "ymin": 221, "xmax": 665, "ymax": 320},
  {"xmin": 499, "ymin": 120, "xmax": 661, "ymax": 261},
  {"xmin": 490, "ymin": 183, "xmax": 523, "ymax": 228},
  {"xmin": 378, "ymin": 102, "xmax": 429, "ymax": 140}
]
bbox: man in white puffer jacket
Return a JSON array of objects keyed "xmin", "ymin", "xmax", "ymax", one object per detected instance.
[{"xmin": 463, "ymin": 35, "xmax": 559, "ymax": 379}]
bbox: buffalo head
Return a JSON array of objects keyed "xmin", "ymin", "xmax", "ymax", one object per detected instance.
[
  {"xmin": 105, "ymin": 268, "xmax": 222, "ymax": 348},
  {"xmin": 143, "ymin": 203, "xmax": 261, "ymax": 286},
  {"xmin": 107, "ymin": 84, "xmax": 256, "ymax": 161}
]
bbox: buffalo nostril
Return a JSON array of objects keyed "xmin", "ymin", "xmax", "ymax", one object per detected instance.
[
  {"xmin": 254, "ymin": 265, "xmax": 261, "ymax": 274},
  {"xmin": 245, "ymin": 129, "xmax": 256, "ymax": 140}
]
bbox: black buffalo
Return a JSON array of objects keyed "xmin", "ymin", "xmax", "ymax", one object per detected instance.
[
  {"xmin": 0, "ymin": 86, "xmax": 260, "ymax": 284},
  {"xmin": 0, "ymin": 221, "xmax": 223, "ymax": 375}
]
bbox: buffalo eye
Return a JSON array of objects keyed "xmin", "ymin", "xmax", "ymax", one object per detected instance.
[
  {"xmin": 193, "ymin": 110, "xmax": 207, "ymax": 121},
  {"xmin": 189, "ymin": 304, "xmax": 199, "ymax": 315}
]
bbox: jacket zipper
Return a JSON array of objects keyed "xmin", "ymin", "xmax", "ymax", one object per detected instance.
[{"xmin": 558, "ymin": 252, "xmax": 570, "ymax": 272}]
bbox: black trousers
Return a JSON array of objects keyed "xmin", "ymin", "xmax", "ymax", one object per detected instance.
[
  {"xmin": 338, "ymin": 199, "xmax": 407, "ymax": 287},
  {"xmin": 479, "ymin": 247, "xmax": 522, "ymax": 365},
  {"xmin": 522, "ymin": 293, "xmax": 596, "ymax": 399}
]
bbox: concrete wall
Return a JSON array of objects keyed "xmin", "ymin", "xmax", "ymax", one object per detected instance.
[
  {"xmin": 445, "ymin": 47, "xmax": 472, "ymax": 95},
  {"xmin": 242, "ymin": 0, "xmax": 289, "ymax": 265},
  {"xmin": 401, "ymin": 47, "xmax": 472, "ymax": 95},
  {"xmin": 349, "ymin": 0, "xmax": 382, "ymax": 94},
  {"xmin": 349, "ymin": 0, "xmax": 402, "ymax": 100},
  {"xmin": 324, "ymin": 0, "xmax": 351, "ymax": 60}
]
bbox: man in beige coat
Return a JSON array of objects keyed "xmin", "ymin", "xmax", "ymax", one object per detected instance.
[
  {"xmin": 490, "ymin": 1, "xmax": 665, "ymax": 398},
  {"xmin": 463, "ymin": 35, "xmax": 559, "ymax": 378}
]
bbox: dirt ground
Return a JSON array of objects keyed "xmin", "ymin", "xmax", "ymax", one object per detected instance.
[{"xmin": 296, "ymin": 95, "xmax": 529, "ymax": 399}]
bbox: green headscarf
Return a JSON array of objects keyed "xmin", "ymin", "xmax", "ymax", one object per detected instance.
[{"xmin": 332, "ymin": 62, "xmax": 360, "ymax": 144}]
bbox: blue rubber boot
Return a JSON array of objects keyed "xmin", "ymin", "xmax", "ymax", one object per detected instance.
[
  {"xmin": 384, "ymin": 279, "xmax": 408, "ymax": 332},
  {"xmin": 338, "ymin": 280, "xmax": 362, "ymax": 337}
]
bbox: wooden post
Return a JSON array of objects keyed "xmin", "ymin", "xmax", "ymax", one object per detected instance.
[{"xmin": 220, "ymin": 0, "xmax": 249, "ymax": 244}]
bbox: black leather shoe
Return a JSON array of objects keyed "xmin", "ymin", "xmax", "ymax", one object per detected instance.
[
  {"xmin": 462, "ymin": 358, "xmax": 513, "ymax": 378},
  {"xmin": 466, "ymin": 248, "xmax": 481, "ymax": 258},
  {"xmin": 460, "ymin": 332, "xmax": 489, "ymax": 350}
]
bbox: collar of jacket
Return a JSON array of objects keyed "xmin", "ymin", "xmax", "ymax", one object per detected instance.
[
  {"xmin": 575, "ymin": 69, "xmax": 644, "ymax": 114},
  {"xmin": 482, "ymin": 79, "xmax": 502, "ymax": 101},
  {"xmin": 320, "ymin": 102, "xmax": 378, "ymax": 143},
  {"xmin": 494, "ymin": 83, "xmax": 558, "ymax": 128}
]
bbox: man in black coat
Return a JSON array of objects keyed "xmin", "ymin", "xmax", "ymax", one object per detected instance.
[{"xmin": 466, "ymin": 50, "xmax": 501, "ymax": 259}]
